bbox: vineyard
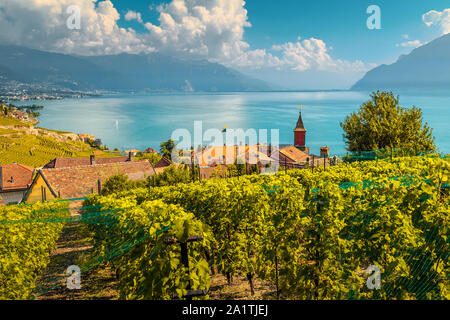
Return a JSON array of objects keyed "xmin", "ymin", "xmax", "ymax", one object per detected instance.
[
  {"xmin": 0, "ymin": 202, "xmax": 69, "ymax": 299},
  {"xmin": 0, "ymin": 117, "xmax": 120, "ymax": 167},
  {"xmin": 0, "ymin": 155, "xmax": 448, "ymax": 300}
]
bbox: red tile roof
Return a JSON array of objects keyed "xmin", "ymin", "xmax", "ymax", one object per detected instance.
[
  {"xmin": 294, "ymin": 111, "xmax": 307, "ymax": 132},
  {"xmin": 38, "ymin": 160, "xmax": 155, "ymax": 199},
  {"xmin": 43, "ymin": 156, "xmax": 130, "ymax": 169},
  {"xmin": 0, "ymin": 163, "xmax": 34, "ymax": 192},
  {"xmin": 154, "ymin": 157, "xmax": 173, "ymax": 168},
  {"xmin": 279, "ymin": 146, "xmax": 309, "ymax": 163}
]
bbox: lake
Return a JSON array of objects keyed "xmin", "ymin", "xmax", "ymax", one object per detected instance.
[{"xmin": 15, "ymin": 91, "xmax": 450, "ymax": 156}]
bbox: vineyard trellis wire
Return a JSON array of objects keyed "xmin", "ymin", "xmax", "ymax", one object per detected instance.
[{"xmin": 1, "ymin": 153, "xmax": 449, "ymax": 300}]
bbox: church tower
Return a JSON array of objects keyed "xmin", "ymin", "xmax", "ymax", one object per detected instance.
[{"xmin": 294, "ymin": 105, "xmax": 306, "ymax": 151}]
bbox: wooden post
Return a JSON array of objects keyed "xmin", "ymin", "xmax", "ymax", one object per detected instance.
[
  {"xmin": 97, "ymin": 179, "xmax": 101, "ymax": 194},
  {"xmin": 164, "ymin": 235, "xmax": 205, "ymax": 299},
  {"xmin": 180, "ymin": 242, "xmax": 191, "ymax": 300}
]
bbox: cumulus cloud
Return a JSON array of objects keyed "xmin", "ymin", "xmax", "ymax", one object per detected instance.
[
  {"xmin": 231, "ymin": 38, "xmax": 371, "ymax": 74},
  {"xmin": 142, "ymin": 0, "xmax": 252, "ymax": 63},
  {"xmin": 423, "ymin": 9, "xmax": 450, "ymax": 34},
  {"xmin": 124, "ymin": 10, "xmax": 143, "ymax": 24},
  {"xmin": 0, "ymin": 0, "xmax": 372, "ymax": 75},
  {"xmin": 395, "ymin": 40, "xmax": 423, "ymax": 48},
  {"xmin": 0, "ymin": 0, "xmax": 152, "ymax": 55}
]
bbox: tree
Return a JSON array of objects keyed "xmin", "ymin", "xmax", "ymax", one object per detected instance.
[
  {"xmin": 138, "ymin": 152, "xmax": 162, "ymax": 165},
  {"xmin": 153, "ymin": 165, "xmax": 192, "ymax": 187},
  {"xmin": 101, "ymin": 174, "xmax": 146, "ymax": 196},
  {"xmin": 101, "ymin": 174, "xmax": 130, "ymax": 196},
  {"xmin": 340, "ymin": 91, "xmax": 435, "ymax": 153},
  {"xmin": 160, "ymin": 139, "xmax": 175, "ymax": 160}
]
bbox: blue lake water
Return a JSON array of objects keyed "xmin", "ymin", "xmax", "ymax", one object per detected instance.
[{"xmin": 16, "ymin": 91, "xmax": 450, "ymax": 156}]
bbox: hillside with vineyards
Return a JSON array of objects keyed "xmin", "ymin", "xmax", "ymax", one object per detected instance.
[
  {"xmin": 0, "ymin": 115, "xmax": 121, "ymax": 167},
  {"xmin": 1, "ymin": 154, "xmax": 448, "ymax": 300}
]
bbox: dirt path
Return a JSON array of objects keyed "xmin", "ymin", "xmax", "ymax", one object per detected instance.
[
  {"xmin": 34, "ymin": 209, "xmax": 275, "ymax": 300},
  {"xmin": 33, "ymin": 222, "xmax": 119, "ymax": 300}
]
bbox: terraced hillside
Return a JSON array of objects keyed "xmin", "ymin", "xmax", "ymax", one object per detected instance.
[{"xmin": 0, "ymin": 116, "xmax": 120, "ymax": 167}]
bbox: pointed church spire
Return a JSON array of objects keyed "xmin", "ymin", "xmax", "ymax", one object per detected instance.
[
  {"xmin": 294, "ymin": 105, "xmax": 306, "ymax": 132},
  {"xmin": 294, "ymin": 105, "xmax": 307, "ymax": 151}
]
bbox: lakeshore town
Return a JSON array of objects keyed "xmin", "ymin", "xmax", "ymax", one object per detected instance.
[{"xmin": 0, "ymin": 103, "xmax": 333, "ymax": 206}]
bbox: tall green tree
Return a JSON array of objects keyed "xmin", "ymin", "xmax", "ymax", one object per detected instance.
[
  {"xmin": 340, "ymin": 91, "xmax": 435, "ymax": 153},
  {"xmin": 159, "ymin": 139, "xmax": 175, "ymax": 160}
]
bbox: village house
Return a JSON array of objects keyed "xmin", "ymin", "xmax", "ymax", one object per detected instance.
[
  {"xmin": 192, "ymin": 106, "xmax": 331, "ymax": 174},
  {"xmin": 43, "ymin": 154, "xmax": 132, "ymax": 169},
  {"xmin": 78, "ymin": 133, "xmax": 96, "ymax": 143},
  {"xmin": 23, "ymin": 160, "xmax": 155, "ymax": 203},
  {"xmin": 276, "ymin": 106, "xmax": 331, "ymax": 168},
  {"xmin": 0, "ymin": 163, "xmax": 34, "ymax": 205},
  {"xmin": 125, "ymin": 149, "xmax": 141, "ymax": 156},
  {"xmin": 144, "ymin": 148, "xmax": 158, "ymax": 154}
]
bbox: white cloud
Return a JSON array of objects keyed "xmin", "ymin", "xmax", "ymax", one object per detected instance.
[
  {"xmin": 0, "ymin": 0, "xmax": 373, "ymax": 76},
  {"xmin": 232, "ymin": 38, "xmax": 372, "ymax": 74},
  {"xmin": 142, "ymin": 0, "xmax": 252, "ymax": 63},
  {"xmin": 395, "ymin": 40, "xmax": 422, "ymax": 48},
  {"xmin": 125, "ymin": 10, "xmax": 143, "ymax": 24},
  {"xmin": 0, "ymin": 0, "xmax": 152, "ymax": 55},
  {"xmin": 423, "ymin": 9, "xmax": 450, "ymax": 34},
  {"xmin": 402, "ymin": 34, "xmax": 409, "ymax": 39}
]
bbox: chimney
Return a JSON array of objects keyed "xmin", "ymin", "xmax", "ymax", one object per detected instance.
[
  {"xmin": 128, "ymin": 151, "xmax": 133, "ymax": 162},
  {"xmin": 90, "ymin": 155, "xmax": 95, "ymax": 165}
]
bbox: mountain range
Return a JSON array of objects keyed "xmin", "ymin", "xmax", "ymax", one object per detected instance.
[
  {"xmin": 2, "ymin": 32, "xmax": 450, "ymax": 94},
  {"xmin": 0, "ymin": 45, "xmax": 271, "ymax": 93},
  {"xmin": 352, "ymin": 33, "xmax": 450, "ymax": 92}
]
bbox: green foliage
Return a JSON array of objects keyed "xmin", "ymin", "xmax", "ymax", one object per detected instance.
[
  {"xmin": 160, "ymin": 139, "xmax": 175, "ymax": 160},
  {"xmin": 0, "ymin": 119, "xmax": 120, "ymax": 167},
  {"xmin": 0, "ymin": 115, "xmax": 30, "ymax": 127},
  {"xmin": 101, "ymin": 174, "xmax": 147, "ymax": 196},
  {"xmin": 153, "ymin": 165, "xmax": 193, "ymax": 187},
  {"xmin": 108, "ymin": 155, "xmax": 449, "ymax": 300},
  {"xmin": 340, "ymin": 91, "xmax": 436, "ymax": 153},
  {"xmin": 137, "ymin": 152, "xmax": 162, "ymax": 165},
  {"xmin": 0, "ymin": 201, "xmax": 69, "ymax": 299},
  {"xmin": 83, "ymin": 197, "xmax": 212, "ymax": 300}
]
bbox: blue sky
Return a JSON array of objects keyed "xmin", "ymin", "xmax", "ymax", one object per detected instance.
[
  {"xmin": 1, "ymin": 0, "xmax": 449, "ymax": 89},
  {"xmin": 113, "ymin": 0, "xmax": 448, "ymax": 65}
]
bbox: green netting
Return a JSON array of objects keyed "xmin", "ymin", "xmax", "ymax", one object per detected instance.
[{"xmin": 2, "ymin": 151, "xmax": 448, "ymax": 300}]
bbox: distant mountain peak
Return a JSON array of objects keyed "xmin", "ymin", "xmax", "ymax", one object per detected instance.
[
  {"xmin": 352, "ymin": 33, "xmax": 450, "ymax": 93},
  {"xmin": 0, "ymin": 45, "xmax": 271, "ymax": 93}
]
